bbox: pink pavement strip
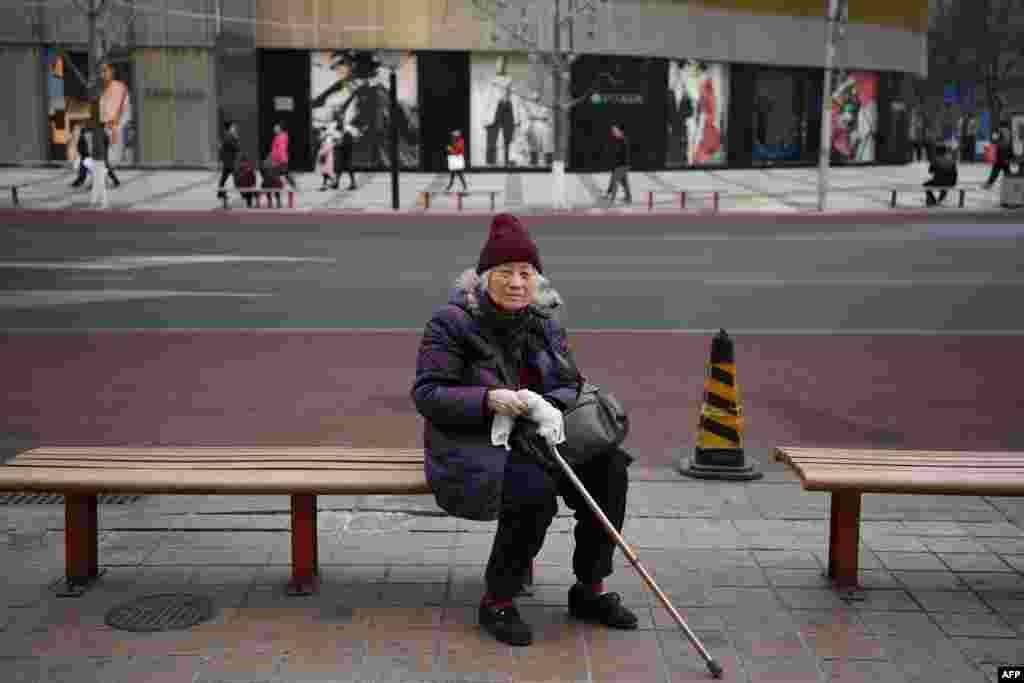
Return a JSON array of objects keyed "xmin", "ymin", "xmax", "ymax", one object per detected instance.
[{"xmin": 2, "ymin": 330, "xmax": 1021, "ymax": 466}]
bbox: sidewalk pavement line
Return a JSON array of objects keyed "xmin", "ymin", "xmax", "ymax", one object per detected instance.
[
  {"xmin": 118, "ymin": 171, "xmax": 221, "ymax": 209},
  {"xmin": 4, "ymin": 328, "xmax": 1024, "ymax": 335}
]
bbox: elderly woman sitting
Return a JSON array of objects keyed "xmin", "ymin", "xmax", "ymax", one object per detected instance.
[{"xmin": 411, "ymin": 213, "xmax": 636, "ymax": 646}]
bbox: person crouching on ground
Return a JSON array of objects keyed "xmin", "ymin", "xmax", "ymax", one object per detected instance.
[
  {"xmin": 923, "ymin": 144, "xmax": 957, "ymax": 207},
  {"xmin": 411, "ymin": 213, "xmax": 637, "ymax": 647}
]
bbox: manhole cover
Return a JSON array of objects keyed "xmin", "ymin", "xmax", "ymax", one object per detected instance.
[{"xmin": 104, "ymin": 593, "xmax": 215, "ymax": 632}]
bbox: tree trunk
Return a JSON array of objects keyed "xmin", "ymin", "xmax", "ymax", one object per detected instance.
[{"xmin": 550, "ymin": 0, "xmax": 569, "ymax": 210}]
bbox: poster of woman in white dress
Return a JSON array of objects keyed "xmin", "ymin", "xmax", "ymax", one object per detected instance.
[{"xmin": 310, "ymin": 49, "xmax": 419, "ymax": 169}]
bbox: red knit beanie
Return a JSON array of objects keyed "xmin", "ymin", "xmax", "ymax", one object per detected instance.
[{"xmin": 476, "ymin": 213, "xmax": 543, "ymax": 274}]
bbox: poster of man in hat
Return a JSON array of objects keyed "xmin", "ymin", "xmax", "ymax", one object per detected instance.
[{"xmin": 311, "ymin": 49, "xmax": 419, "ymax": 169}]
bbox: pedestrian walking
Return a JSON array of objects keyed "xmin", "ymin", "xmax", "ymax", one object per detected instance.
[
  {"xmin": 411, "ymin": 213, "xmax": 638, "ymax": 647},
  {"xmin": 317, "ymin": 126, "xmax": 336, "ymax": 190},
  {"xmin": 984, "ymin": 130, "xmax": 1014, "ymax": 189},
  {"xmin": 70, "ymin": 125, "xmax": 92, "ymax": 188},
  {"xmin": 923, "ymin": 144, "xmax": 958, "ymax": 207},
  {"xmin": 262, "ymin": 161, "xmax": 284, "ymax": 208},
  {"xmin": 446, "ymin": 129, "xmax": 468, "ymax": 192},
  {"xmin": 333, "ymin": 130, "xmax": 356, "ymax": 190},
  {"xmin": 234, "ymin": 155, "xmax": 257, "ymax": 208},
  {"xmin": 218, "ymin": 121, "xmax": 240, "ymax": 202},
  {"xmin": 102, "ymin": 126, "xmax": 122, "ymax": 189},
  {"xmin": 88, "ymin": 122, "xmax": 110, "ymax": 208},
  {"xmin": 605, "ymin": 123, "xmax": 632, "ymax": 204},
  {"xmin": 270, "ymin": 122, "xmax": 298, "ymax": 191}
]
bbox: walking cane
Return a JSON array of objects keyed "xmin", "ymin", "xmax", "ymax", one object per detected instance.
[{"xmin": 547, "ymin": 442, "xmax": 724, "ymax": 679}]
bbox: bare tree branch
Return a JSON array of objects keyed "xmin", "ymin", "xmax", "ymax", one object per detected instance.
[{"xmin": 470, "ymin": 0, "xmax": 542, "ymax": 50}]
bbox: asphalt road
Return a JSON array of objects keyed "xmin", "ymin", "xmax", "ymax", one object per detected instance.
[
  {"xmin": 2, "ymin": 212, "xmax": 1024, "ymax": 331},
  {"xmin": 3, "ymin": 211, "xmax": 1023, "ymax": 467}
]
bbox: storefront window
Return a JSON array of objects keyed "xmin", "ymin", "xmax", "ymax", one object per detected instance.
[
  {"xmin": 665, "ymin": 59, "xmax": 728, "ymax": 167},
  {"xmin": 310, "ymin": 50, "xmax": 419, "ymax": 170},
  {"xmin": 751, "ymin": 69, "xmax": 814, "ymax": 165},
  {"xmin": 136, "ymin": 48, "xmax": 213, "ymax": 164},
  {"xmin": 470, "ymin": 53, "xmax": 553, "ymax": 168},
  {"xmin": 830, "ymin": 70, "xmax": 878, "ymax": 163},
  {"xmin": 44, "ymin": 49, "xmax": 100, "ymax": 164}
]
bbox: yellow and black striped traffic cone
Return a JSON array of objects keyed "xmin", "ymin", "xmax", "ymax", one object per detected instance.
[{"xmin": 679, "ymin": 329, "xmax": 762, "ymax": 480}]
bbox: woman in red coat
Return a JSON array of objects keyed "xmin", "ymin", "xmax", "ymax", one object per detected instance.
[
  {"xmin": 694, "ymin": 63, "xmax": 722, "ymax": 164},
  {"xmin": 446, "ymin": 129, "xmax": 469, "ymax": 192}
]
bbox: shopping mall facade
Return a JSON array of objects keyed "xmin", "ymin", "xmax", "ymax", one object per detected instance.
[{"xmin": 0, "ymin": 0, "xmax": 928, "ymax": 172}]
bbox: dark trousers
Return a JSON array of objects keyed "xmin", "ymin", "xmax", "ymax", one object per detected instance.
[
  {"xmin": 73, "ymin": 160, "xmax": 119, "ymax": 187},
  {"xmin": 986, "ymin": 162, "xmax": 1010, "ymax": 186},
  {"xmin": 447, "ymin": 171, "xmax": 468, "ymax": 191},
  {"xmin": 485, "ymin": 449, "xmax": 630, "ymax": 601},
  {"xmin": 923, "ymin": 180, "xmax": 951, "ymax": 205},
  {"xmin": 72, "ymin": 161, "xmax": 90, "ymax": 186},
  {"xmin": 607, "ymin": 166, "xmax": 632, "ymax": 201},
  {"xmin": 217, "ymin": 168, "xmax": 233, "ymax": 196}
]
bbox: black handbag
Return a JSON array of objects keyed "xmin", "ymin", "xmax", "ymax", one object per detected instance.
[
  {"xmin": 543, "ymin": 334, "xmax": 629, "ymax": 465},
  {"xmin": 558, "ymin": 381, "xmax": 629, "ymax": 465}
]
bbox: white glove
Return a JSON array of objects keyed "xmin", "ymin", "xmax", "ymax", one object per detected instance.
[
  {"xmin": 517, "ymin": 389, "xmax": 566, "ymax": 446},
  {"xmin": 491, "ymin": 413, "xmax": 516, "ymax": 451}
]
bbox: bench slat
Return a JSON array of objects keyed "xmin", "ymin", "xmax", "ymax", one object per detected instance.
[
  {"xmin": 6, "ymin": 461, "xmax": 425, "ymax": 470},
  {"xmin": 22, "ymin": 447, "xmax": 423, "ymax": 458},
  {"xmin": 774, "ymin": 447, "xmax": 1024, "ymax": 496},
  {"xmin": 13, "ymin": 454, "xmax": 425, "ymax": 464},
  {"xmin": 777, "ymin": 447, "xmax": 1024, "ymax": 460},
  {"xmin": 777, "ymin": 459, "xmax": 1024, "ymax": 468},
  {"xmin": 0, "ymin": 467, "xmax": 431, "ymax": 495}
]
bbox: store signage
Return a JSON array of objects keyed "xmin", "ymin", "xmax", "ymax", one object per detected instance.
[
  {"xmin": 144, "ymin": 87, "xmax": 207, "ymax": 100},
  {"xmin": 274, "ymin": 96, "xmax": 294, "ymax": 112},
  {"xmin": 590, "ymin": 92, "xmax": 644, "ymax": 105}
]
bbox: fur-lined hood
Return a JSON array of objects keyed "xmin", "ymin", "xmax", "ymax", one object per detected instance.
[{"xmin": 449, "ymin": 267, "xmax": 565, "ymax": 322}]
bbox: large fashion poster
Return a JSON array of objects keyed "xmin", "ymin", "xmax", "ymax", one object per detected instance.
[
  {"xmin": 830, "ymin": 70, "xmax": 877, "ymax": 163},
  {"xmin": 1012, "ymin": 115, "xmax": 1024, "ymax": 159},
  {"xmin": 310, "ymin": 50, "xmax": 419, "ymax": 169},
  {"xmin": 665, "ymin": 59, "xmax": 728, "ymax": 167},
  {"xmin": 470, "ymin": 53, "xmax": 554, "ymax": 168},
  {"xmin": 45, "ymin": 49, "xmax": 94, "ymax": 163}
]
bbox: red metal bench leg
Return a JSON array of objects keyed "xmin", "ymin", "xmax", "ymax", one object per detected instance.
[
  {"xmin": 681, "ymin": 191, "xmax": 686, "ymax": 209},
  {"xmin": 288, "ymin": 191, "xmax": 295, "ymax": 209},
  {"xmin": 58, "ymin": 494, "xmax": 101, "ymax": 597},
  {"xmin": 828, "ymin": 490, "xmax": 861, "ymax": 590},
  {"xmin": 713, "ymin": 191, "xmax": 720, "ymax": 212},
  {"xmin": 287, "ymin": 494, "xmax": 319, "ymax": 595},
  {"xmin": 648, "ymin": 191, "xmax": 653, "ymax": 211}
]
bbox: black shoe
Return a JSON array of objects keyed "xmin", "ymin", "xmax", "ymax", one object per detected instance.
[
  {"xmin": 347, "ymin": 184, "xmax": 356, "ymax": 190},
  {"xmin": 568, "ymin": 585, "xmax": 638, "ymax": 630},
  {"xmin": 479, "ymin": 601, "xmax": 532, "ymax": 646}
]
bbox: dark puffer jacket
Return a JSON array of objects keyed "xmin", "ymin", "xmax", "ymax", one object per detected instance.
[{"xmin": 411, "ymin": 269, "xmax": 578, "ymax": 520}]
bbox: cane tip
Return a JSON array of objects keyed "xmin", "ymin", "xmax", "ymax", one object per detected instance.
[{"xmin": 707, "ymin": 660, "xmax": 724, "ymax": 678}]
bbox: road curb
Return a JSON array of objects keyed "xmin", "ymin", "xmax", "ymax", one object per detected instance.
[{"xmin": 1, "ymin": 206, "xmax": 1018, "ymax": 226}]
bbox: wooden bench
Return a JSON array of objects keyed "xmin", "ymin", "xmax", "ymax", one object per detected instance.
[
  {"xmin": 421, "ymin": 190, "xmax": 502, "ymax": 211},
  {"xmin": 773, "ymin": 447, "xmax": 1024, "ymax": 590},
  {"xmin": 645, "ymin": 190, "xmax": 720, "ymax": 212},
  {"xmin": 219, "ymin": 187, "xmax": 299, "ymax": 209},
  {"xmin": 0, "ymin": 446, "xmax": 431, "ymax": 597},
  {"xmin": 889, "ymin": 184, "xmax": 977, "ymax": 209}
]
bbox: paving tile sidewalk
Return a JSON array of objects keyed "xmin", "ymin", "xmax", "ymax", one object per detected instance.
[
  {"xmin": 1, "ymin": 456, "xmax": 1021, "ymax": 683},
  {"xmin": 0, "ymin": 162, "xmax": 1015, "ymax": 214}
]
